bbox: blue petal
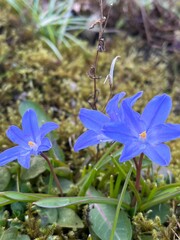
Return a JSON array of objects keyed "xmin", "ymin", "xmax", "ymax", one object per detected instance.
[
  {"xmin": 106, "ymin": 92, "xmax": 126, "ymax": 120},
  {"xmin": 119, "ymin": 141, "xmax": 146, "ymax": 162},
  {"xmin": 6, "ymin": 126, "xmax": 29, "ymax": 148},
  {"xmin": 37, "ymin": 137, "xmax": 52, "ymax": 153},
  {"xmin": 0, "ymin": 146, "xmax": 22, "ymax": 166},
  {"xmin": 120, "ymin": 102, "xmax": 146, "ymax": 135},
  {"xmin": 79, "ymin": 108, "xmax": 110, "ymax": 131},
  {"xmin": 148, "ymin": 123, "xmax": 180, "ymax": 144},
  {"xmin": 123, "ymin": 91, "xmax": 143, "ymax": 107},
  {"xmin": 40, "ymin": 122, "xmax": 59, "ymax": 138},
  {"xmin": 18, "ymin": 154, "xmax": 31, "ymax": 169},
  {"xmin": 22, "ymin": 109, "xmax": 40, "ymax": 141},
  {"xmin": 144, "ymin": 143, "xmax": 171, "ymax": 166},
  {"xmin": 74, "ymin": 130, "xmax": 100, "ymax": 151},
  {"xmin": 141, "ymin": 94, "xmax": 172, "ymax": 130},
  {"xmin": 102, "ymin": 122, "xmax": 136, "ymax": 144}
]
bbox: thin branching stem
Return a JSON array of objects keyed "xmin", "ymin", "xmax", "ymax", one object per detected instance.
[
  {"xmin": 88, "ymin": 0, "xmax": 108, "ymax": 110},
  {"xmin": 41, "ymin": 153, "xmax": 63, "ymax": 196}
]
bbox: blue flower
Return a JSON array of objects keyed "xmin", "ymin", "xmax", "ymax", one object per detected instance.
[
  {"xmin": 102, "ymin": 94, "xmax": 180, "ymax": 166},
  {"xmin": 0, "ymin": 109, "xmax": 59, "ymax": 169},
  {"xmin": 74, "ymin": 91, "xmax": 143, "ymax": 151}
]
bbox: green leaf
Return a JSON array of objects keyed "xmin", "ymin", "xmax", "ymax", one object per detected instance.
[
  {"xmin": 0, "ymin": 192, "xmax": 53, "ymax": 203},
  {"xmin": 20, "ymin": 156, "xmax": 46, "ymax": 180},
  {"xmin": 78, "ymin": 143, "xmax": 121, "ymax": 195},
  {"xmin": 41, "ymin": 36, "xmax": 62, "ymax": 60},
  {"xmin": 147, "ymin": 203, "xmax": 170, "ymax": 223},
  {"xmin": 90, "ymin": 207, "xmax": 132, "ymax": 240},
  {"xmin": 87, "ymin": 188, "xmax": 132, "ymax": 240},
  {"xmin": 16, "ymin": 235, "xmax": 31, "ymax": 240},
  {"xmin": 0, "ymin": 197, "xmax": 14, "ymax": 207},
  {"xmin": 11, "ymin": 202, "xmax": 26, "ymax": 218},
  {"xmin": 38, "ymin": 208, "xmax": 58, "ymax": 226},
  {"xmin": 34, "ymin": 196, "xmax": 118, "ymax": 208},
  {"xmin": 56, "ymin": 208, "xmax": 84, "ymax": 228},
  {"xmin": 19, "ymin": 101, "xmax": 51, "ymax": 126},
  {"xmin": 58, "ymin": 178, "xmax": 73, "ymax": 194},
  {"xmin": 140, "ymin": 187, "xmax": 180, "ymax": 211},
  {"xmin": 0, "ymin": 227, "xmax": 18, "ymax": 240},
  {"xmin": 0, "ymin": 167, "xmax": 11, "ymax": 191},
  {"xmin": 38, "ymin": 207, "xmax": 84, "ymax": 228},
  {"xmin": 110, "ymin": 166, "xmax": 133, "ymax": 240}
]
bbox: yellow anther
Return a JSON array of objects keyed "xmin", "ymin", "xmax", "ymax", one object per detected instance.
[
  {"xmin": 139, "ymin": 131, "xmax": 147, "ymax": 139},
  {"xmin": 28, "ymin": 141, "xmax": 35, "ymax": 147}
]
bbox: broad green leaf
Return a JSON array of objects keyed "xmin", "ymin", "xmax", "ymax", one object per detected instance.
[
  {"xmin": 147, "ymin": 203, "xmax": 170, "ymax": 223},
  {"xmin": 58, "ymin": 178, "xmax": 73, "ymax": 194},
  {"xmin": 0, "ymin": 167, "xmax": 11, "ymax": 191},
  {"xmin": 87, "ymin": 188, "xmax": 132, "ymax": 240},
  {"xmin": 11, "ymin": 202, "xmax": 26, "ymax": 218},
  {"xmin": 34, "ymin": 196, "xmax": 119, "ymax": 208},
  {"xmin": 38, "ymin": 208, "xmax": 58, "ymax": 226},
  {"xmin": 56, "ymin": 208, "xmax": 84, "ymax": 228},
  {"xmin": 38, "ymin": 206, "xmax": 84, "ymax": 228},
  {"xmin": 20, "ymin": 156, "xmax": 46, "ymax": 180},
  {"xmin": 16, "ymin": 235, "xmax": 31, "ymax": 240},
  {"xmin": 89, "ymin": 207, "xmax": 132, "ymax": 240},
  {"xmin": 0, "ymin": 227, "xmax": 18, "ymax": 240},
  {"xmin": 19, "ymin": 100, "xmax": 51, "ymax": 125}
]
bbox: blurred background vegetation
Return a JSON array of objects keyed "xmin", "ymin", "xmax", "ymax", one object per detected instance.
[{"xmin": 0, "ymin": 0, "xmax": 179, "ymax": 239}]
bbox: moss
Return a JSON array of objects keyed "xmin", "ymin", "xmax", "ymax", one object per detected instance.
[
  {"xmin": 0, "ymin": 5, "xmax": 179, "ymax": 182},
  {"xmin": 133, "ymin": 213, "xmax": 179, "ymax": 240}
]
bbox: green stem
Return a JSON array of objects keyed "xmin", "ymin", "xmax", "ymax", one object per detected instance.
[
  {"xmin": 110, "ymin": 175, "xmax": 114, "ymax": 198},
  {"xmin": 112, "ymin": 157, "xmax": 141, "ymax": 205},
  {"xmin": 113, "ymin": 173, "xmax": 122, "ymax": 198},
  {"xmin": 41, "ymin": 153, "xmax": 63, "ymax": 196},
  {"xmin": 77, "ymin": 142, "xmax": 119, "ymax": 195},
  {"xmin": 16, "ymin": 165, "xmax": 21, "ymax": 192},
  {"xmin": 110, "ymin": 165, "xmax": 133, "ymax": 240}
]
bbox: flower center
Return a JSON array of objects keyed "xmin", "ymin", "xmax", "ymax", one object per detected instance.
[
  {"xmin": 139, "ymin": 131, "xmax": 147, "ymax": 139},
  {"xmin": 28, "ymin": 141, "xmax": 36, "ymax": 148}
]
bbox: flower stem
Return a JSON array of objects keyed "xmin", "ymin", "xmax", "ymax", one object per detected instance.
[
  {"xmin": 110, "ymin": 165, "xmax": 133, "ymax": 240},
  {"xmin": 131, "ymin": 153, "xmax": 144, "ymax": 207},
  {"xmin": 40, "ymin": 153, "xmax": 63, "ymax": 196},
  {"xmin": 135, "ymin": 153, "xmax": 144, "ymax": 192}
]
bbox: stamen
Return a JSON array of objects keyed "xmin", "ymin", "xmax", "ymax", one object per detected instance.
[
  {"xmin": 28, "ymin": 141, "xmax": 36, "ymax": 147},
  {"xmin": 139, "ymin": 131, "xmax": 147, "ymax": 139}
]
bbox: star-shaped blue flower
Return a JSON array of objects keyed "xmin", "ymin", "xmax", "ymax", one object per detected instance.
[
  {"xmin": 74, "ymin": 91, "xmax": 143, "ymax": 151},
  {"xmin": 0, "ymin": 109, "xmax": 59, "ymax": 168},
  {"xmin": 102, "ymin": 93, "xmax": 180, "ymax": 166}
]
